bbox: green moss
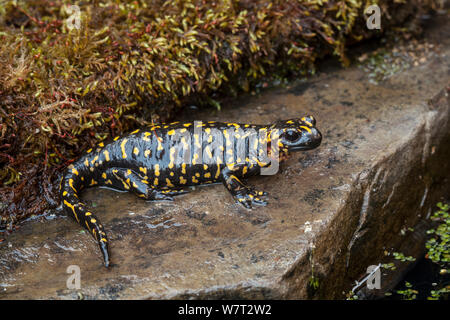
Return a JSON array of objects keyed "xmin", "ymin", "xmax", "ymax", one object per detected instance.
[{"xmin": 0, "ymin": 0, "xmax": 440, "ymax": 225}]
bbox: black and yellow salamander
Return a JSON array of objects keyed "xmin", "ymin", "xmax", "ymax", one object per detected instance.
[{"xmin": 60, "ymin": 116, "xmax": 322, "ymax": 267}]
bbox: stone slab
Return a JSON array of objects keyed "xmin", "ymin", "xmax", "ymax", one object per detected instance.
[{"xmin": 0, "ymin": 16, "xmax": 449, "ymax": 300}]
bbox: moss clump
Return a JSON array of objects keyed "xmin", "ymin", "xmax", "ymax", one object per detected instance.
[{"xmin": 0, "ymin": 0, "xmax": 440, "ymax": 226}]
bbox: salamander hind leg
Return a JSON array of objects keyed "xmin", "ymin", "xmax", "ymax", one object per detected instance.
[{"xmin": 220, "ymin": 168, "xmax": 268, "ymax": 209}]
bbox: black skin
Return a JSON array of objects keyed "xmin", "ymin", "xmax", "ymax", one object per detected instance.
[{"xmin": 60, "ymin": 116, "xmax": 322, "ymax": 267}]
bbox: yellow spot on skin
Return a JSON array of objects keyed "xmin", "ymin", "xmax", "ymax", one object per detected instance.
[
  {"xmin": 131, "ymin": 129, "xmax": 140, "ymax": 134},
  {"xmin": 168, "ymin": 147, "xmax": 175, "ymax": 169},
  {"xmin": 181, "ymin": 163, "xmax": 186, "ymax": 174},
  {"xmin": 84, "ymin": 159, "xmax": 89, "ymax": 167},
  {"xmin": 72, "ymin": 168, "xmax": 79, "ymax": 175},
  {"xmin": 114, "ymin": 136, "xmax": 120, "ymax": 141},
  {"xmin": 166, "ymin": 178, "xmax": 174, "ymax": 187},
  {"xmin": 122, "ymin": 179, "xmax": 130, "ymax": 190},
  {"xmin": 102, "ymin": 173, "xmax": 107, "ymax": 179},
  {"xmin": 144, "ymin": 150, "xmax": 151, "ymax": 157},
  {"xmin": 184, "ymin": 123, "xmax": 192, "ymax": 127},
  {"xmin": 154, "ymin": 178, "xmax": 159, "ymax": 186},
  {"xmin": 106, "ymin": 179, "xmax": 112, "ymax": 185},
  {"xmin": 215, "ymin": 164, "xmax": 221, "ymax": 179},
  {"xmin": 143, "ymin": 132, "xmax": 151, "ymax": 141},
  {"xmin": 63, "ymin": 200, "xmax": 79, "ymax": 222},
  {"xmin": 170, "ymin": 172, "xmax": 174, "ymax": 176},
  {"xmin": 103, "ymin": 150, "xmax": 110, "ymax": 162},
  {"xmin": 192, "ymin": 176, "xmax": 199, "ymax": 183},
  {"xmin": 85, "ymin": 212, "xmax": 92, "ymax": 216},
  {"xmin": 194, "ymin": 134, "xmax": 201, "ymax": 148},
  {"xmin": 133, "ymin": 147, "xmax": 139, "ymax": 156},
  {"xmin": 87, "ymin": 148, "xmax": 92, "ymax": 153},
  {"xmin": 301, "ymin": 117, "xmax": 313, "ymax": 126},
  {"xmin": 121, "ymin": 139, "xmax": 128, "ymax": 159},
  {"xmin": 98, "ymin": 142, "xmax": 104, "ymax": 147},
  {"xmin": 91, "ymin": 218, "xmax": 96, "ymax": 224},
  {"xmin": 90, "ymin": 179, "xmax": 97, "ymax": 186},
  {"xmin": 205, "ymin": 146, "xmax": 213, "ymax": 159},
  {"xmin": 157, "ymin": 141, "xmax": 163, "ymax": 151},
  {"xmin": 132, "ymin": 182, "xmax": 138, "ymax": 188},
  {"xmin": 205, "ymin": 128, "xmax": 211, "ymax": 134},
  {"xmin": 154, "ymin": 164, "xmax": 160, "ymax": 176},
  {"xmin": 63, "ymin": 191, "xmax": 68, "ymax": 196},
  {"xmin": 91, "ymin": 156, "xmax": 99, "ymax": 165},
  {"xmin": 195, "ymin": 172, "xmax": 200, "ymax": 177},
  {"xmin": 140, "ymin": 167, "xmax": 147, "ymax": 175},
  {"xmin": 192, "ymin": 153, "xmax": 199, "ymax": 165},
  {"xmin": 286, "ymin": 120, "xmax": 294, "ymax": 124},
  {"xmin": 180, "ymin": 176, "xmax": 187, "ymax": 184},
  {"xmin": 300, "ymin": 126, "xmax": 312, "ymax": 133},
  {"xmin": 69, "ymin": 179, "xmax": 76, "ymax": 192},
  {"xmin": 126, "ymin": 169, "xmax": 132, "ymax": 176},
  {"xmin": 168, "ymin": 129, "xmax": 175, "ymax": 135},
  {"xmin": 243, "ymin": 166, "xmax": 248, "ymax": 175},
  {"xmin": 204, "ymin": 172, "xmax": 211, "ymax": 178},
  {"xmin": 203, "ymin": 164, "xmax": 208, "ymax": 170},
  {"xmin": 142, "ymin": 180, "xmax": 148, "ymax": 184}
]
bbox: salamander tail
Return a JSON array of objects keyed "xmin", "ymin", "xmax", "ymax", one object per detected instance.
[{"xmin": 60, "ymin": 172, "xmax": 111, "ymax": 267}]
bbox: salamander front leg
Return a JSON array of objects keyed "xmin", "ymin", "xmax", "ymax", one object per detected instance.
[{"xmin": 220, "ymin": 168, "xmax": 268, "ymax": 209}]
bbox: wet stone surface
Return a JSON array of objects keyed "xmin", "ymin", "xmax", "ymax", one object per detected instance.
[{"xmin": 1, "ymin": 18, "xmax": 450, "ymax": 299}]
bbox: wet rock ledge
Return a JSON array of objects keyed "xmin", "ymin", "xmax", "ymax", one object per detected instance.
[{"xmin": 1, "ymin": 24, "xmax": 450, "ymax": 300}]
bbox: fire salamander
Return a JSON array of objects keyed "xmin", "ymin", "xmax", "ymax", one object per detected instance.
[{"xmin": 60, "ymin": 116, "xmax": 322, "ymax": 267}]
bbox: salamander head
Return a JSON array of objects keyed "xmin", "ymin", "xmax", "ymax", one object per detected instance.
[{"xmin": 271, "ymin": 115, "xmax": 322, "ymax": 153}]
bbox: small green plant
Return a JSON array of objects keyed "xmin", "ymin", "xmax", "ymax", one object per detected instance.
[
  {"xmin": 396, "ymin": 282, "xmax": 418, "ymax": 300},
  {"xmin": 392, "ymin": 252, "xmax": 416, "ymax": 262},
  {"xmin": 424, "ymin": 202, "xmax": 449, "ymax": 300},
  {"xmin": 308, "ymin": 247, "xmax": 320, "ymax": 294},
  {"xmin": 425, "ymin": 202, "xmax": 449, "ymax": 268},
  {"xmin": 390, "ymin": 202, "xmax": 449, "ymax": 300},
  {"xmin": 381, "ymin": 262, "xmax": 396, "ymax": 271}
]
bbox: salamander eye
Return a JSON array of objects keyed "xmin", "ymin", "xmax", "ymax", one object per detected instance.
[{"xmin": 283, "ymin": 130, "xmax": 300, "ymax": 142}]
